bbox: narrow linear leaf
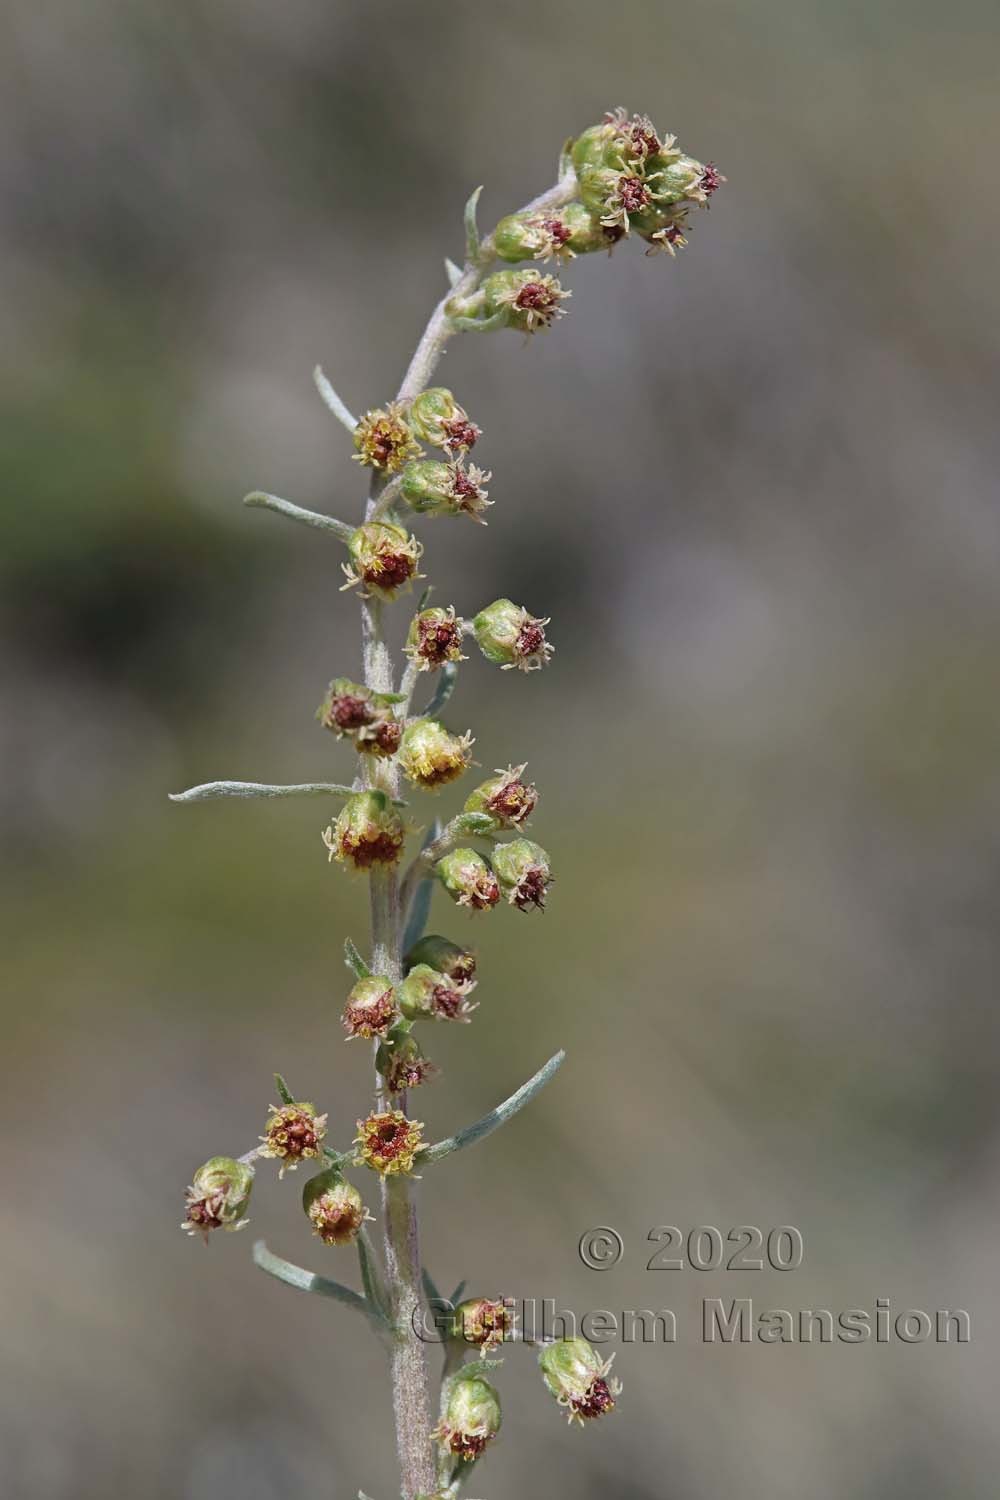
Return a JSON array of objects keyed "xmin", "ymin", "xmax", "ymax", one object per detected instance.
[
  {"xmin": 444, "ymin": 258, "xmax": 463, "ymax": 288},
  {"xmin": 312, "ymin": 365, "xmax": 358, "ymax": 432},
  {"xmin": 464, "ymin": 184, "xmax": 483, "ymax": 260},
  {"xmin": 243, "ymin": 491, "xmax": 354, "ymax": 542},
  {"xmin": 170, "ymin": 780, "xmax": 360, "ymax": 804},
  {"xmin": 422, "ymin": 1267, "xmax": 444, "ymax": 1306},
  {"xmin": 418, "ymin": 1050, "xmax": 566, "ymax": 1165},
  {"xmin": 401, "ymin": 819, "xmax": 442, "ymax": 956},
  {"xmin": 345, "ymin": 937, "xmax": 371, "ymax": 979},
  {"xmin": 358, "ymin": 1227, "xmax": 391, "ymax": 1321},
  {"xmin": 274, "ymin": 1073, "xmax": 296, "ymax": 1106},
  {"xmin": 423, "ymin": 660, "xmax": 458, "ymax": 720},
  {"xmin": 448, "ymin": 1279, "xmax": 467, "ymax": 1308},
  {"xmin": 252, "ymin": 1241, "xmax": 390, "ymax": 1331}
]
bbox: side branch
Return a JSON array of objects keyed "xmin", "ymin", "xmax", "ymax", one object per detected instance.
[
  {"xmin": 253, "ymin": 1240, "xmax": 390, "ymax": 1334},
  {"xmin": 244, "ymin": 491, "xmax": 354, "ymax": 541},
  {"xmin": 169, "ymin": 780, "xmax": 406, "ymax": 805}
]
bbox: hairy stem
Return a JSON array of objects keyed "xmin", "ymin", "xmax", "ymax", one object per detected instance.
[{"xmin": 361, "ymin": 168, "xmax": 575, "ymax": 1499}]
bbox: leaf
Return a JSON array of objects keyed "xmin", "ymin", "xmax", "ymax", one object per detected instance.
[
  {"xmin": 422, "ymin": 1267, "xmax": 446, "ymax": 1307},
  {"xmin": 464, "ymin": 184, "xmax": 483, "ymax": 261},
  {"xmin": 448, "ymin": 1280, "xmax": 467, "ymax": 1308},
  {"xmin": 358, "ymin": 1227, "xmax": 391, "ymax": 1322},
  {"xmin": 344, "ymin": 937, "xmax": 371, "ymax": 979},
  {"xmin": 243, "ymin": 491, "xmax": 354, "ymax": 541},
  {"xmin": 401, "ymin": 820, "xmax": 442, "ymax": 956},
  {"xmin": 423, "ymin": 661, "xmax": 458, "ymax": 720},
  {"xmin": 418, "ymin": 1051, "xmax": 566, "ymax": 1165},
  {"xmin": 444, "ymin": 258, "xmax": 463, "ymax": 288},
  {"xmin": 312, "ymin": 365, "xmax": 358, "ymax": 432},
  {"xmin": 274, "ymin": 1073, "xmax": 296, "ymax": 1106},
  {"xmin": 252, "ymin": 1241, "xmax": 390, "ymax": 1332},
  {"xmin": 169, "ymin": 780, "xmax": 361, "ymax": 804}
]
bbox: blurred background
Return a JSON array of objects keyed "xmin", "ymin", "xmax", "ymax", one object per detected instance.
[{"xmin": 2, "ymin": 0, "xmax": 999, "ymax": 1495}]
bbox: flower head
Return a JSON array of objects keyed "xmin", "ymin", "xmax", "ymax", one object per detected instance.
[
  {"xmin": 318, "ymin": 678, "xmax": 400, "ymax": 756},
  {"xmin": 404, "ymin": 934, "xmax": 477, "ymax": 991},
  {"xmin": 407, "ymin": 388, "xmax": 481, "ymax": 454},
  {"xmin": 400, "ymin": 460, "xmax": 492, "ymax": 523},
  {"xmin": 353, "ymin": 403, "xmax": 421, "ymax": 473},
  {"xmin": 481, "ymin": 270, "xmax": 570, "ymax": 334},
  {"xmin": 324, "ymin": 790, "xmax": 406, "ymax": 871},
  {"xmin": 464, "ymin": 765, "xmax": 538, "ymax": 829},
  {"xmin": 302, "ymin": 1168, "xmax": 371, "ymax": 1246},
  {"xmin": 399, "ymin": 963, "xmax": 477, "ymax": 1023},
  {"xmin": 494, "ymin": 210, "xmax": 578, "ymax": 264},
  {"xmin": 342, "ymin": 974, "xmax": 398, "ymax": 1039},
  {"xmin": 342, "ymin": 522, "xmax": 423, "ymax": 600},
  {"xmin": 432, "ymin": 1371, "xmax": 502, "ymax": 1462},
  {"xmin": 454, "ymin": 1296, "xmax": 515, "ymax": 1353},
  {"xmin": 436, "ymin": 848, "xmax": 501, "ymax": 912},
  {"xmin": 404, "ymin": 606, "xmax": 467, "ymax": 672},
  {"xmin": 376, "ymin": 1029, "xmax": 439, "ymax": 1092},
  {"xmin": 473, "ymin": 598, "xmax": 553, "ymax": 672},
  {"xmin": 699, "ymin": 162, "xmax": 725, "ymax": 197},
  {"xmin": 538, "ymin": 1338, "xmax": 621, "ymax": 1425},
  {"xmin": 355, "ymin": 1109, "xmax": 424, "ymax": 1175},
  {"xmin": 259, "ymin": 1100, "xmax": 327, "ymax": 1177},
  {"xmin": 398, "ymin": 718, "xmax": 474, "ymax": 791},
  {"xmin": 182, "ymin": 1156, "xmax": 254, "ymax": 1243},
  {"xmin": 643, "ymin": 218, "xmax": 690, "ymax": 257},
  {"xmin": 492, "ymin": 838, "xmax": 552, "ymax": 912}
]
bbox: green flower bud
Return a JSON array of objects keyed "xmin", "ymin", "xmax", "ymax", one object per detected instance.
[
  {"xmin": 400, "ymin": 460, "xmax": 492, "ymax": 524},
  {"xmin": 559, "ymin": 200, "xmax": 623, "ymax": 254},
  {"xmin": 182, "ymin": 1156, "xmax": 254, "ymax": 1242},
  {"xmin": 398, "ymin": 718, "xmax": 474, "ymax": 791},
  {"xmin": 472, "ymin": 598, "xmax": 553, "ymax": 672},
  {"xmin": 376, "ymin": 1028, "xmax": 439, "ymax": 1092},
  {"xmin": 399, "ymin": 963, "xmax": 476, "ymax": 1023},
  {"xmin": 538, "ymin": 1337, "xmax": 620, "ymax": 1425},
  {"xmin": 480, "ymin": 270, "xmax": 570, "ymax": 333},
  {"xmin": 342, "ymin": 974, "xmax": 398, "ymax": 1039},
  {"xmin": 578, "ymin": 163, "xmax": 654, "ymax": 233},
  {"xmin": 452, "ymin": 1296, "xmax": 514, "ymax": 1352},
  {"xmin": 432, "ymin": 1370, "xmax": 502, "ymax": 1462},
  {"xmin": 353, "ymin": 402, "xmax": 422, "ymax": 473},
  {"xmin": 571, "ymin": 119, "xmax": 620, "ymax": 171},
  {"xmin": 437, "ymin": 848, "xmax": 500, "ymax": 912},
  {"xmin": 302, "ymin": 1167, "xmax": 371, "ymax": 1246},
  {"xmin": 323, "ymin": 790, "xmax": 406, "ymax": 870},
  {"xmin": 342, "ymin": 522, "xmax": 423, "ymax": 600},
  {"xmin": 646, "ymin": 152, "xmax": 707, "ymax": 207},
  {"xmin": 404, "ymin": 934, "xmax": 477, "ymax": 990},
  {"xmin": 492, "ymin": 838, "xmax": 552, "ymax": 912},
  {"xmin": 407, "ymin": 388, "xmax": 481, "ymax": 453},
  {"xmin": 464, "ymin": 764, "xmax": 538, "ymax": 829},
  {"xmin": 259, "ymin": 1100, "xmax": 328, "ymax": 1177},
  {"xmin": 404, "ymin": 606, "xmax": 467, "ymax": 672}
]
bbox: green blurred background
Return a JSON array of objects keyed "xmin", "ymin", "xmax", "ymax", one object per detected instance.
[{"xmin": 3, "ymin": 0, "xmax": 999, "ymax": 1495}]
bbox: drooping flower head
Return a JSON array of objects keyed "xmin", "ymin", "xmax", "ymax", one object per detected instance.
[
  {"xmin": 407, "ymin": 387, "xmax": 481, "ymax": 454},
  {"xmin": 398, "ymin": 963, "xmax": 477, "ymax": 1023},
  {"xmin": 398, "ymin": 718, "xmax": 474, "ymax": 791},
  {"xmin": 182, "ymin": 1156, "xmax": 254, "ymax": 1243},
  {"xmin": 432, "ymin": 1370, "xmax": 502, "ymax": 1462},
  {"xmin": 464, "ymin": 765, "xmax": 538, "ymax": 829},
  {"xmin": 454, "ymin": 1296, "xmax": 515, "ymax": 1354},
  {"xmin": 538, "ymin": 1337, "xmax": 621, "ymax": 1425},
  {"xmin": 342, "ymin": 522, "xmax": 423, "ymax": 600},
  {"xmin": 481, "ymin": 270, "xmax": 570, "ymax": 334},
  {"xmin": 404, "ymin": 606, "xmax": 467, "ymax": 672},
  {"xmin": 342, "ymin": 974, "xmax": 399, "ymax": 1040},
  {"xmin": 376, "ymin": 1029, "xmax": 439, "ymax": 1093},
  {"xmin": 404, "ymin": 933, "xmax": 477, "ymax": 991},
  {"xmin": 324, "ymin": 790, "xmax": 406, "ymax": 871},
  {"xmin": 492, "ymin": 838, "xmax": 552, "ymax": 912},
  {"xmin": 259, "ymin": 1101, "xmax": 328, "ymax": 1177},
  {"xmin": 355, "ymin": 1109, "xmax": 424, "ymax": 1175},
  {"xmin": 436, "ymin": 848, "xmax": 501, "ymax": 912},
  {"xmin": 302, "ymin": 1168, "xmax": 371, "ymax": 1246},
  {"xmin": 473, "ymin": 598, "xmax": 553, "ymax": 672},
  {"xmin": 400, "ymin": 460, "xmax": 492, "ymax": 523}
]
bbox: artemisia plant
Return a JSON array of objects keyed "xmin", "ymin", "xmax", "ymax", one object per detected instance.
[{"xmin": 173, "ymin": 109, "xmax": 723, "ymax": 1500}]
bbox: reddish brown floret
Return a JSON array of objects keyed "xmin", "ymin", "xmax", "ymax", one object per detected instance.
[
  {"xmin": 512, "ymin": 867, "xmax": 548, "ymax": 912},
  {"xmin": 362, "ymin": 552, "xmax": 416, "ymax": 591},
  {"xmin": 515, "ymin": 281, "xmax": 558, "ymax": 312},
  {"xmin": 572, "ymin": 1377, "xmax": 617, "ymax": 1420},
  {"xmin": 416, "ymin": 616, "xmax": 463, "ymax": 665},
  {"xmin": 446, "ymin": 1431, "xmax": 489, "ymax": 1461},
  {"xmin": 618, "ymin": 174, "xmax": 651, "ymax": 213},
  {"xmin": 340, "ymin": 831, "xmax": 403, "ymax": 868},
  {"xmin": 517, "ymin": 620, "xmax": 546, "ymax": 659},
  {"xmin": 440, "ymin": 416, "xmax": 481, "ymax": 453},
  {"xmin": 541, "ymin": 215, "xmax": 572, "ymax": 247},
  {"xmin": 700, "ymin": 162, "xmax": 724, "ymax": 196},
  {"xmin": 432, "ymin": 982, "xmax": 467, "ymax": 1020},
  {"xmin": 327, "ymin": 693, "xmax": 374, "ymax": 732},
  {"xmin": 370, "ymin": 720, "xmax": 402, "ymax": 756},
  {"xmin": 185, "ymin": 1191, "xmax": 226, "ymax": 1234},
  {"xmin": 468, "ymin": 872, "xmax": 501, "ymax": 910}
]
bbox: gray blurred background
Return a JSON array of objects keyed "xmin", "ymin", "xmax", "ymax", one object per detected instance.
[{"xmin": 2, "ymin": 0, "xmax": 999, "ymax": 1496}]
